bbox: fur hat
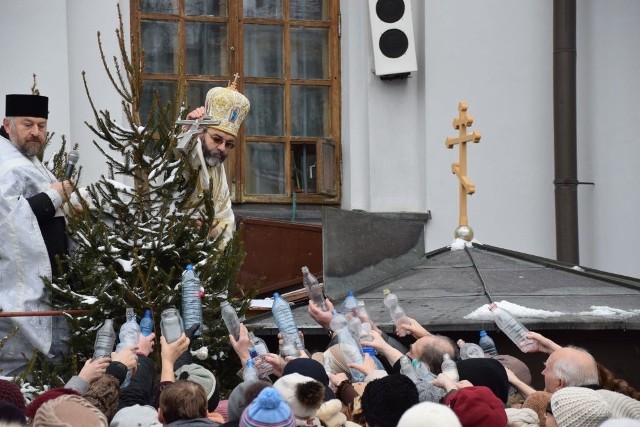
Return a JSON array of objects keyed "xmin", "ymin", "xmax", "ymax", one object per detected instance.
[
  {"xmin": 522, "ymin": 391, "xmax": 552, "ymax": 427},
  {"xmin": 361, "ymin": 374, "xmax": 419, "ymax": 427},
  {"xmin": 110, "ymin": 404, "xmax": 161, "ymax": 427},
  {"xmin": 0, "ymin": 379, "xmax": 26, "ymax": 411},
  {"xmin": 33, "ymin": 394, "xmax": 108, "ymax": 426},
  {"xmin": 25, "ymin": 387, "xmax": 80, "ymax": 419},
  {"xmin": 398, "ymin": 402, "xmax": 462, "ymax": 427},
  {"xmin": 505, "ymin": 407, "xmax": 539, "ymax": 427},
  {"xmin": 240, "ymin": 387, "xmax": 296, "ymax": 427},
  {"xmin": 204, "ymin": 80, "xmax": 250, "ymax": 137},
  {"xmin": 444, "ymin": 386, "xmax": 508, "ymax": 427},
  {"xmin": 456, "ymin": 357, "xmax": 510, "ymax": 403},
  {"xmin": 551, "ymin": 387, "xmax": 611, "ymax": 427},
  {"xmin": 597, "ymin": 389, "xmax": 640, "ymax": 419},
  {"xmin": 273, "ymin": 373, "xmax": 325, "ymax": 420},
  {"xmin": 316, "ymin": 399, "xmax": 346, "ymax": 427}
]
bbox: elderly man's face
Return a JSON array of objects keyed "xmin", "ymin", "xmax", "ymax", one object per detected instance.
[
  {"xmin": 4, "ymin": 116, "xmax": 47, "ymax": 157},
  {"xmin": 201, "ymin": 128, "xmax": 235, "ymax": 167}
]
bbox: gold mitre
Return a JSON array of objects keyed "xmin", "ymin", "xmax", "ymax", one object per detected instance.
[{"xmin": 204, "ymin": 76, "xmax": 250, "ymax": 137}]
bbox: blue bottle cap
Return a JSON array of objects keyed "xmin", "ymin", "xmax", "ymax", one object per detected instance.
[
  {"xmin": 480, "ymin": 330, "xmax": 487, "ymax": 336},
  {"xmin": 347, "ymin": 290, "xmax": 354, "ymax": 296},
  {"xmin": 186, "ymin": 264, "xmax": 194, "ymax": 270},
  {"xmin": 274, "ymin": 292, "xmax": 280, "ymax": 298},
  {"xmin": 362, "ymin": 347, "xmax": 376, "ymax": 357}
]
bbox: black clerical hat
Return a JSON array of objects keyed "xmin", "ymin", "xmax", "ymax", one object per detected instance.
[{"xmin": 5, "ymin": 94, "xmax": 49, "ymax": 119}]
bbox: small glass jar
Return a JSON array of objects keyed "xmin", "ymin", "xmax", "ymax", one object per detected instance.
[{"xmin": 160, "ymin": 307, "xmax": 184, "ymax": 343}]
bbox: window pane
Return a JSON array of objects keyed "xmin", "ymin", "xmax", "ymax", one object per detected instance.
[
  {"xmin": 186, "ymin": 22, "xmax": 228, "ymax": 75},
  {"xmin": 291, "ymin": 85, "xmax": 329, "ymax": 137},
  {"xmin": 292, "ymin": 144, "xmax": 317, "ymax": 193},
  {"xmin": 243, "ymin": 0, "xmax": 282, "ymax": 19},
  {"xmin": 245, "ymin": 142, "xmax": 285, "ymax": 194},
  {"xmin": 290, "ymin": 0, "xmax": 327, "ymax": 21},
  {"xmin": 321, "ymin": 139, "xmax": 336, "ymax": 193},
  {"xmin": 244, "ymin": 84, "xmax": 283, "ymax": 136},
  {"xmin": 244, "ymin": 25, "xmax": 283, "ymax": 78},
  {"xmin": 291, "ymin": 27, "xmax": 329, "ymax": 80},
  {"xmin": 186, "ymin": 81, "xmax": 226, "ymax": 112},
  {"xmin": 141, "ymin": 20, "xmax": 179, "ymax": 74},
  {"xmin": 185, "ymin": 0, "xmax": 227, "ymax": 16},
  {"xmin": 139, "ymin": 0, "xmax": 178, "ymax": 14},
  {"xmin": 140, "ymin": 81, "xmax": 177, "ymax": 123}
]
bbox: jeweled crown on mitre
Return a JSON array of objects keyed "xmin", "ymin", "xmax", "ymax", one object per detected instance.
[{"xmin": 204, "ymin": 75, "xmax": 250, "ymax": 137}]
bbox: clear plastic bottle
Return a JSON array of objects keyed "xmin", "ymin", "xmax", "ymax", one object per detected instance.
[
  {"xmin": 220, "ymin": 300, "xmax": 241, "ymax": 341},
  {"xmin": 139, "ymin": 309, "xmax": 154, "ymax": 337},
  {"xmin": 383, "ymin": 289, "xmax": 411, "ymax": 329},
  {"xmin": 323, "ymin": 353, "xmax": 334, "ymax": 375},
  {"xmin": 302, "ymin": 266, "xmax": 326, "ymax": 311},
  {"xmin": 478, "ymin": 330, "xmax": 498, "ymax": 356},
  {"xmin": 93, "ymin": 319, "xmax": 116, "ymax": 359},
  {"xmin": 399, "ymin": 355, "xmax": 418, "ymax": 383},
  {"xmin": 412, "ymin": 358, "xmax": 437, "ymax": 383},
  {"xmin": 243, "ymin": 359, "xmax": 259, "ymax": 382},
  {"xmin": 248, "ymin": 331, "xmax": 274, "ymax": 378},
  {"xmin": 329, "ymin": 311, "xmax": 365, "ymax": 382},
  {"xmin": 441, "ymin": 354, "xmax": 459, "ymax": 381},
  {"xmin": 459, "ymin": 342, "xmax": 486, "ymax": 359},
  {"xmin": 342, "ymin": 291, "xmax": 359, "ymax": 318},
  {"xmin": 489, "ymin": 304, "xmax": 536, "ymax": 353},
  {"xmin": 115, "ymin": 308, "xmax": 140, "ymax": 388},
  {"xmin": 271, "ymin": 293, "xmax": 304, "ymax": 352},
  {"xmin": 160, "ymin": 307, "xmax": 184, "ymax": 344},
  {"xmin": 181, "ymin": 264, "xmax": 203, "ymax": 337}
]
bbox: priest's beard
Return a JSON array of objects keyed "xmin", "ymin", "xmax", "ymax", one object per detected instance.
[
  {"xmin": 203, "ymin": 147, "xmax": 227, "ymax": 167},
  {"xmin": 18, "ymin": 137, "xmax": 44, "ymax": 158}
]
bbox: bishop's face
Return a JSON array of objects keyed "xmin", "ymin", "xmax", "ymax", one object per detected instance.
[
  {"xmin": 4, "ymin": 116, "xmax": 48, "ymax": 157},
  {"xmin": 201, "ymin": 128, "xmax": 235, "ymax": 167}
]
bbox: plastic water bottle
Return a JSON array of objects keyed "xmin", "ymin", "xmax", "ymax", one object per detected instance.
[
  {"xmin": 441, "ymin": 354, "xmax": 459, "ymax": 381},
  {"xmin": 115, "ymin": 308, "xmax": 141, "ymax": 388},
  {"xmin": 342, "ymin": 291, "xmax": 359, "ymax": 318},
  {"xmin": 220, "ymin": 300, "xmax": 241, "ymax": 341},
  {"xmin": 181, "ymin": 264, "xmax": 203, "ymax": 337},
  {"xmin": 413, "ymin": 359, "xmax": 437, "ymax": 383},
  {"xmin": 302, "ymin": 266, "xmax": 326, "ymax": 311},
  {"xmin": 489, "ymin": 304, "xmax": 536, "ymax": 353},
  {"xmin": 271, "ymin": 293, "xmax": 304, "ymax": 354},
  {"xmin": 160, "ymin": 307, "xmax": 184, "ymax": 344},
  {"xmin": 383, "ymin": 289, "xmax": 411, "ymax": 330},
  {"xmin": 323, "ymin": 353, "xmax": 334, "ymax": 375},
  {"xmin": 330, "ymin": 311, "xmax": 365, "ymax": 382},
  {"xmin": 478, "ymin": 330, "xmax": 498, "ymax": 356},
  {"xmin": 139, "ymin": 309, "xmax": 154, "ymax": 337},
  {"xmin": 243, "ymin": 359, "xmax": 259, "ymax": 382},
  {"xmin": 399, "ymin": 355, "xmax": 418, "ymax": 382},
  {"xmin": 93, "ymin": 319, "xmax": 116, "ymax": 359},
  {"xmin": 248, "ymin": 332, "xmax": 274, "ymax": 378},
  {"xmin": 459, "ymin": 342, "xmax": 486, "ymax": 359}
]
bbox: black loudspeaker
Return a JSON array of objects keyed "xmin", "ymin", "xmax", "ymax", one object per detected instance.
[{"xmin": 368, "ymin": 0, "xmax": 417, "ymax": 78}]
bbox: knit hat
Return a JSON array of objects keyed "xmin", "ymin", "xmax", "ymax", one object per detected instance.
[
  {"xmin": 5, "ymin": 94, "xmax": 49, "ymax": 119},
  {"xmin": 597, "ymin": 389, "xmax": 640, "ymax": 419},
  {"xmin": 316, "ymin": 399, "xmax": 347, "ymax": 427},
  {"xmin": 416, "ymin": 380, "xmax": 447, "ymax": 403},
  {"xmin": 444, "ymin": 386, "xmax": 508, "ymax": 427},
  {"xmin": 86, "ymin": 374, "xmax": 120, "ymax": 421},
  {"xmin": 456, "ymin": 357, "xmax": 510, "ymax": 403},
  {"xmin": 273, "ymin": 373, "xmax": 325, "ymax": 420},
  {"xmin": 204, "ymin": 79, "xmax": 250, "ymax": 137},
  {"xmin": 282, "ymin": 357, "xmax": 336, "ymax": 401},
  {"xmin": 228, "ymin": 380, "xmax": 271, "ymax": 422},
  {"xmin": 33, "ymin": 394, "xmax": 108, "ymax": 426},
  {"xmin": 361, "ymin": 374, "xmax": 419, "ymax": 427},
  {"xmin": 600, "ymin": 419, "xmax": 640, "ymax": 427},
  {"xmin": 398, "ymin": 402, "xmax": 462, "ymax": 427},
  {"xmin": 551, "ymin": 387, "xmax": 612, "ymax": 427},
  {"xmin": 0, "ymin": 379, "xmax": 26, "ymax": 411},
  {"xmin": 522, "ymin": 391, "xmax": 552, "ymax": 427},
  {"xmin": 174, "ymin": 363, "xmax": 220, "ymax": 412},
  {"xmin": 493, "ymin": 354, "xmax": 532, "ymax": 385},
  {"xmin": 25, "ymin": 387, "xmax": 81, "ymax": 419},
  {"xmin": 110, "ymin": 404, "xmax": 161, "ymax": 427},
  {"xmin": 0, "ymin": 401, "xmax": 26, "ymax": 424},
  {"xmin": 240, "ymin": 387, "xmax": 296, "ymax": 427},
  {"xmin": 505, "ymin": 407, "xmax": 539, "ymax": 427}
]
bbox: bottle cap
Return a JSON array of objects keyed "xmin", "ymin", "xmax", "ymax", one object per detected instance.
[
  {"xmin": 362, "ymin": 347, "xmax": 376, "ymax": 357},
  {"xmin": 274, "ymin": 292, "xmax": 280, "ymax": 298},
  {"xmin": 186, "ymin": 264, "xmax": 194, "ymax": 270},
  {"xmin": 383, "ymin": 289, "xmax": 391, "ymax": 296},
  {"xmin": 301, "ymin": 266, "xmax": 309, "ymax": 273},
  {"xmin": 480, "ymin": 330, "xmax": 487, "ymax": 336}
]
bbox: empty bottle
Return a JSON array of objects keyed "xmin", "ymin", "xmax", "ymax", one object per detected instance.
[
  {"xmin": 181, "ymin": 264, "xmax": 203, "ymax": 337},
  {"xmin": 160, "ymin": 307, "xmax": 184, "ymax": 344},
  {"xmin": 271, "ymin": 293, "xmax": 304, "ymax": 353},
  {"xmin": 459, "ymin": 342, "xmax": 486, "ymax": 359},
  {"xmin": 330, "ymin": 311, "xmax": 365, "ymax": 382},
  {"xmin": 302, "ymin": 266, "xmax": 326, "ymax": 311},
  {"xmin": 399, "ymin": 355, "xmax": 418, "ymax": 383},
  {"xmin": 243, "ymin": 359, "xmax": 259, "ymax": 382},
  {"xmin": 139, "ymin": 309, "xmax": 154, "ymax": 337},
  {"xmin": 412, "ymin": 358, "xmax": 437, "ymax": 383},
  {"xmin": 441, "ymin": 354, "xmax": 459, "ymax": 382},
  {"xmin": 323, "ymin": 353, "xmax": 335, "ymax": 375},
  {"xmin": 93, "ymin": 319, "xmax": 116, "ymax": 360},
  {"xmin": 342, "ymin": 291, "xmax": 359, "ymax": 318},
  {"xmin": 248, "ymin": 332, "xmax": 274, "ymax": 378},
  {"xmin": 478, "ymin": 330, "xmax": 498, "ymax": 356},
  {"xmin": 221, "ymin": 300, "xmax": 241, "ymax": 341},
  {"xmin": 383, "ymin": 289, "xmax": 411, "ymax": 331},
  {"xmin": 489, "ymin": 304, "xmax": 536, "ymax": 353},
  {"xmin": 115, "ymin": 308, "xmax": 140, "ymax": 388}
]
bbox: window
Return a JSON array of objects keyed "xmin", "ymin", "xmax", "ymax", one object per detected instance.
[{"xmin": 131, "ymin": 0, "xmax": 341, "ymax": 204}]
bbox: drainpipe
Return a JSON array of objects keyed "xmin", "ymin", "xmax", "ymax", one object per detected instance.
[{"xmin": 553, "ymin": 0, "xmax": 579, "ymax": 264}]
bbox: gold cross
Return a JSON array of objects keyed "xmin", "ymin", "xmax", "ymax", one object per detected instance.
[
  {"xmin": 445, "ymin": 102, "xmax": 481, "ymax": 227},
  {"xmin": 230, "ymin": 73, "xmax": 240, "ymax": 90}
]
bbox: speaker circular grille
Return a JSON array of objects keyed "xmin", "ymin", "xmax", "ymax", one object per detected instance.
[
  {"xmin": 379, "ymin": 29, "xmax": 408, "ymax": 58},
  {"xmin": 376, "ymin": 0, "xmax": 405, "ymax": 23}
]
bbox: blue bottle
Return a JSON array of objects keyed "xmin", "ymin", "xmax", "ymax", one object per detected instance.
[
  {"xmin": 478, "ymin": 330, "xmax": 498, "ymax": 356},
  {"xmin": 139, "ymin": 309, "xmax": 153, "ymax": 337}
]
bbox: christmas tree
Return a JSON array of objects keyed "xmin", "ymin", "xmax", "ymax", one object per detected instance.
[{"xmin": 14, "ymin": 6, "xmax": 252, "ymax": 394}]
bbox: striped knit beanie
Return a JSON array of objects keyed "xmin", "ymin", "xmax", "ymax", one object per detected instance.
[{"xmin": 239, "ymin": 387, "xmax": 295, "ymax": 427}]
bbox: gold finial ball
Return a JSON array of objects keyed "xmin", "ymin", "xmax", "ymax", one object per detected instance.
[{"xmin": 454, "ymin": 225, "xmax": 474, "ymax": 241}]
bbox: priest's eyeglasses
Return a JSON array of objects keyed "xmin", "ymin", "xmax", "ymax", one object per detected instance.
[{"xmin": 205, "ymin": 130, "xmax": 235, "ymax": 150}]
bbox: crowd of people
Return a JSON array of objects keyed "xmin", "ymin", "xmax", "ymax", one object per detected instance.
[{"xmin": 1, "ymin": 296, "xmax": 639, "ymax": 427}]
